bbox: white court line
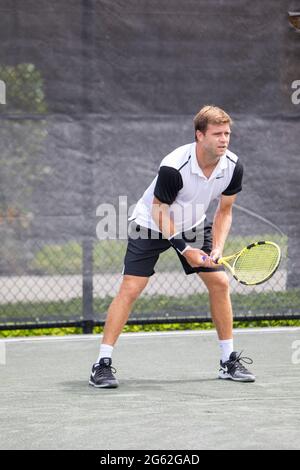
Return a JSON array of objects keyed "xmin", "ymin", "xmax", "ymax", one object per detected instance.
[
  {"xmin": 0, "ymin": 341, "xmax": 6, "ymax": 364},
  {"xmin": 1, "ymin": 327, "xmax": 299, "ymax": 344}
]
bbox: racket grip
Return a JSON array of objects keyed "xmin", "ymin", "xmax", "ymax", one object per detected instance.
[{"xmin": 203, "ymin": 255, "xmax": 220, "ymax": 264}]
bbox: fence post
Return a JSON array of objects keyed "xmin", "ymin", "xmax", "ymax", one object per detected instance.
[
  {"xmin": 82, "ymin": 238, "xmax": 94, "ymax": 334},
  {"xmin": 81, "ymin": 0, "xmax": 96, "ymax": 334}
]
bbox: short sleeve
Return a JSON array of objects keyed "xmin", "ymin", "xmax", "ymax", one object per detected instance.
[
  {"xmin": 154, "ymin": 166, "xmax": 183, "ymax": 205},
  {"xmin": 222, "ymin": 160, "xmax": 243, "ymax": 196}
]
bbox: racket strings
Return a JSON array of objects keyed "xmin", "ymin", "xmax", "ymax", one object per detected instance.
[{"xmin": 233, "ymin": 244, "xmax": 280, "ymax": 284}]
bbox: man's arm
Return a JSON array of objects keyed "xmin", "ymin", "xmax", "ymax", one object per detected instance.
[
  {"xmin": 152, "ymin": 196, "xmax": 213, "ymax": 268},
  {"xmin": 151, "ymin": 196, "xmax": 176, "ymax": 239},
  {"xmin": 211, "ymin": 194, "xmax": 237, "ymax": 261}
]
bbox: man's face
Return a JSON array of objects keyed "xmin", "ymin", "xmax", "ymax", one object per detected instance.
[{"xmin": 196, "ymin": 123, "xmax": 231, "ymax": 158}]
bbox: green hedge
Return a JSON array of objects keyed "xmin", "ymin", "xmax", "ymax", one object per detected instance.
[{"xmin": 1, "ymin": 319, "xmax": 300, "ymax": 338}]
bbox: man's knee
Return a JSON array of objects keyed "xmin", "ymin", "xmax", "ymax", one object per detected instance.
[
  {"xmin": 211, "ymin": 274, "xmax": 230, "ymax": 293},
  {"xmin": 201, "ymin": 272, "xmax": 230, "ymax": 294},
  {"xmin": 118, "ymin": 275, "xmax": 149, "ymax": 302}
]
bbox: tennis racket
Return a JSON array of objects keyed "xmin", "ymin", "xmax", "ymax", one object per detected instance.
[{"xmin": 205, "ymin": 241, "xmax": 281, "ymax": 285}]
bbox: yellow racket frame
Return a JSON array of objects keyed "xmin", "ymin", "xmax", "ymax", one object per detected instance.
[{"xmin": 216, "ymin": 241, "xmax": 282, "ymax": 286}]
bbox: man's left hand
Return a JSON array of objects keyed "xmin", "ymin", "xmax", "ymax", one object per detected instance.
[{"xmin": 210, "ymin": 248, "xmax": 222, "ymax": 264}]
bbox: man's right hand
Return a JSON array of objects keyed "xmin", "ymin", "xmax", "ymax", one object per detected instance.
[{"xmin": 183, "ymin": 247, "xmax": 214, "ymax": 268}]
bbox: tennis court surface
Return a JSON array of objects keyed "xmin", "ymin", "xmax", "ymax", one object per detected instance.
[{"xmin": 0, "ymin": 327, "xmax": 300, "ymax": 450}]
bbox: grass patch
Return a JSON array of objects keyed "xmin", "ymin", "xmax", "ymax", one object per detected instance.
[
  {"xmin": 0, "ymin": 290, "xmax": 299, "ymax": 333},
  {"xmin": 29, "ymin": 234, "xmax": 288, "ymax": 275}
]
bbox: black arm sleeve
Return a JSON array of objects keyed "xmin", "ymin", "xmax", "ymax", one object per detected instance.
[
  {"xmin": 153, "ymin": 166, "xmax": 183, "ymax": 205},
  {"xmin": 222, "ymin": 160, "xmax": 243, "ymax": 196}
]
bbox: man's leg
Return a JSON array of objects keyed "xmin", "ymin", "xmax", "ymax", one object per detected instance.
[
  {"xmin": 197, "ymin": 271, "xmax": 232, "ymax": 340},
  {"xmin": 89, "ymin": 275, "xmax": 149, "ymax": 388},
  {"xmin": 198, "ymin": 270, "xmax": 255, "ymax": 382},
  {"xmin": 102, "ymin": 274, "xmax": 149, "ymax": 346}
]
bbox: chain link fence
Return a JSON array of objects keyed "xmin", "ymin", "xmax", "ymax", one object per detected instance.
[
  {"xmin": 0, "ymin": 203, "xmax": 298, "ymax": 331},
  {"xmin": 0, "ymin": 1, "xmax": 299, "ymax": 332},
  {"xmin": 0, "ymin": 63, "xmax": 298, "ymax": 331}
]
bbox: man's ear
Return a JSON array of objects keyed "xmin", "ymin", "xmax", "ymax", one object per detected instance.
[{"xmin": 196, "ymin": 130, "xmax": 204, "ymax": 142}]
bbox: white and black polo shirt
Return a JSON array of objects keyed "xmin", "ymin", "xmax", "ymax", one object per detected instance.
[{"xmin": 129, "ymin": 142, "xmax": 243, "ymax": 233}]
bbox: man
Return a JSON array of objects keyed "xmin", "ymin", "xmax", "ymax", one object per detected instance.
[{"xmin": 89, "ymin": 105, "xmax": 255, "ymax": 388}]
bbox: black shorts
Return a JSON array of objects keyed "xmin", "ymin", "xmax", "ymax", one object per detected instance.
[{"xmin": 123, "ymin": 220, "xmax": 225, "ymax": 277}]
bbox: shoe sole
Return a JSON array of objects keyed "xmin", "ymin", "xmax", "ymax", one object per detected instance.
[
  {"xmin": 218, "ymin": 373, "xmax": 255, "ymax": 383},
  {"xmin": 89, "ymin": 380, "xmax": 119, "ymax": 389}
]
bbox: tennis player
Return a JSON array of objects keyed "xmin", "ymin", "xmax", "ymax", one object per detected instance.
[{"xmin": 89, "ymin": 105, "xmax": 255, "ymax": 388}]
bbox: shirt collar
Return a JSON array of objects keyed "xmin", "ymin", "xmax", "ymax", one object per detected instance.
[{"xmin": 191, "ymin": 143, "xmax": 228, "ymax": 179}]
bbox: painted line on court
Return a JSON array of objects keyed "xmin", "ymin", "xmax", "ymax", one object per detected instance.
[{"xmin": 1, "ymin": 327, "xmax": 300, "ymax": 344}]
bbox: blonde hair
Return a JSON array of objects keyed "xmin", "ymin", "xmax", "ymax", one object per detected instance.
[{"xmin": 194, "ymin": 105, "xmax": 233, "ymax": 140}]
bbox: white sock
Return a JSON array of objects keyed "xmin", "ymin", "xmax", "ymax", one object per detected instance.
[
  {"xmin": 96, "ymin": 344, "xmax": 113, "ymax": 363},
  {"xmin": 219, "ymin": 339, "xmax": 233, "ymax": 363}
]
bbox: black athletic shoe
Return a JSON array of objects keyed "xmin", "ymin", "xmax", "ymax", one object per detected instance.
[
  {"xmin": 89, "ymin": 357, "xmax": 119, "ymax": 388},
  {"xmin": 218, "ymin": 351, "xmax": 256, "ymax": 382}
]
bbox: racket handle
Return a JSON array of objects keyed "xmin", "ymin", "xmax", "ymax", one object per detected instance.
[{"xmin": 202, "ymin": 255, "xmax": 220, "ymax": 264}]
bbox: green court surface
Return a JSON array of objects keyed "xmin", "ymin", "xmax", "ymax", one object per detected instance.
[{"xmin": 0, "ymin": 328, "xmax": 300, "ymax": 450}]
